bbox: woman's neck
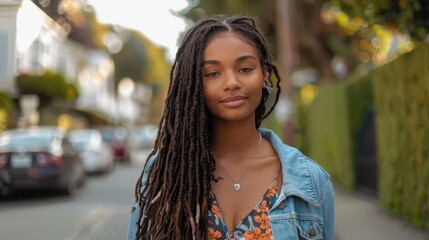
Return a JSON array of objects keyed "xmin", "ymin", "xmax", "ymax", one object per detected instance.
[{"xmin": 210, "ymin": 121, "xmax": 261, "ymax": 163}]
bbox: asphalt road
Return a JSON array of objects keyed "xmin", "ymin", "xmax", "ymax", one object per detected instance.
[{"xmin": 0, "ymin": 163, "xmax": 144, "ymax": 240}]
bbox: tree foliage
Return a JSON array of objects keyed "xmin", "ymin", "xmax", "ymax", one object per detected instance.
[
  {"xmin": 111, "ymin": 30, "xmax": 149, "ymax": 86},
  {"xmin": 16, "ymin": 71, "xmax": 79, "ymax": 102},
  {"xmin": 0, "ymin": 92, "xmax": 13, "ymax": 132},
  {"xmin": 134, "ymin": 33, "xmax": 171, "ymax": 89},
  {"xmin": 183, "ymin": 0, "xmax": 277, "ymax": 53},
  {"xmin": 184, "ymin": 0, "xmax": 427, "ymax": 83},
  {"xmin": 110, "ymin": 28, "xmax": 171, "ymax": 90},
  {"xmin": 330, "ymin": 0, "xmax": 429, "ymax": 42},
  {"xmin": 183, "ymin": 0, "xmax": 351, "ymax": 81}
]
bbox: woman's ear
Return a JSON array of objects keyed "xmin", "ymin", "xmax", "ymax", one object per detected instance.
[{"xmin": 264, "ymin": 70, "xmax": 270, "ymax": 82}]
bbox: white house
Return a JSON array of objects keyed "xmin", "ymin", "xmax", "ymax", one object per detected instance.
[
  {"xmin": 0, "ymin": 0, "xmax": 120, "ymax": 124},
  {"xmin": 0, "ymin": 0, "xmax": 20, "ymax": 93}
]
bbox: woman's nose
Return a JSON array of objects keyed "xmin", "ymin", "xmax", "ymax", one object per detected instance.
[{"xmin": 223, "ymin": 72, "xmax": 240, "ymax": 91}]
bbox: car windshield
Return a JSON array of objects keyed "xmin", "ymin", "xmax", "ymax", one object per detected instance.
[{"xmin": 0, "ymin": 131, "xmax": 55, "ymax": 149}]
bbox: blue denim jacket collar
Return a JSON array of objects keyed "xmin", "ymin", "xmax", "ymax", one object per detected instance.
[{"xmin": 259, "ymin": 128, "xmax": 320, "ymax": 207}]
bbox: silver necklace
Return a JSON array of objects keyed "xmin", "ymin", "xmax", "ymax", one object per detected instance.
[{"xmin": 212, "ymin": 133, "xmax": 262, "ymax": 192}]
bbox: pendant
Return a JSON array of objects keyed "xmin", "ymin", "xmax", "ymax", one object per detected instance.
[{"xmin": 233, "ymin": 183, "xmax": 241, "ymax": 191}]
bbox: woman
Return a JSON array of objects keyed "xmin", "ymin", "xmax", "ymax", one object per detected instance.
[{"xmin": 127, "ymin": 15, "xmax": 334, "ymax": 240}]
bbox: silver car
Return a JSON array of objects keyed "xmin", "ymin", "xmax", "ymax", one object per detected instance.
[{"xmin": 69, "ymin": 129, "xmax": 115, "ymax": 174}]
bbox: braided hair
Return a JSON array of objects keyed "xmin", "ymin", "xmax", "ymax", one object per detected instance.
[{"xmin": 133, "ymin": 15, "xmax": 282, "ymax": 239}]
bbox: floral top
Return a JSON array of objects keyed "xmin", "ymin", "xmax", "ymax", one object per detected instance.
[{"xmin": 207, "ymin": 176, "xmax": 279, "ymax": 240}]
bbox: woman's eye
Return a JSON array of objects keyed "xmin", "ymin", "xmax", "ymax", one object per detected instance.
[
  {"xmin": 239, "ymin": 67, "xmax": 253, "ymax": 73},
  {"xmin": 204, "ymin": 72, "xmax": 219, "ymax": 78}
]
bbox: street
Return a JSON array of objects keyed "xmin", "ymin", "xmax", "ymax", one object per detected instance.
[{"xmin": 0, "ymin": 163, "xmax": 143, "ymax": 240}]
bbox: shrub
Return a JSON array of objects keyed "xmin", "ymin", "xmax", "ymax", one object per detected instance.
[
  {"xmin": 0, "ymin": 92, "xmax": 13, "ymax": 131},
  {"xmin": 16, "ymin": 71, "xmax": 79, "ymax": 102}
]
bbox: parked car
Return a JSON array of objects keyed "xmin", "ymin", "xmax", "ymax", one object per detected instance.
[
  {"xmin": 129, "ymin": 124, "xmax": 158, "ymax": 165},
  {"xmin": 96, "ymin": 126, "xmax": 128, "ymax": 163},
  {"xmin": 0, "ymin": 127, "xmax": 86, "ymax": 196},
  {"xmin": 131, "ymin": 124, "xmax": 158, "ymax": 150},
  {"xmin": 69, "ymin": 129, "xmax": 115, "ymax": 174}
]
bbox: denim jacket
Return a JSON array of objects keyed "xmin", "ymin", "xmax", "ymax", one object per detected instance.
[{"xmin": 127, "ymin": 128, "xmax": 335, "ymax": 240}]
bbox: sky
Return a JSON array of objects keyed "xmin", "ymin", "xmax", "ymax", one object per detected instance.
[{"xmin": 86, "ymin": 0, "xmax": 190, "ymax": 58}]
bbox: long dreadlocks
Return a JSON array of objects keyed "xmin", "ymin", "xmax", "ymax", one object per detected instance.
[{"xmin": 133, "ymin": 15, "xmax": 282, "ymax": 239}]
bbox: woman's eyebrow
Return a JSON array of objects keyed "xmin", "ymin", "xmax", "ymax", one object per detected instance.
[
  {"xmin": 202, "ymin": 55, "xmax": 257, "ymax": 66},
  {"xmin": 202, "ymin": 60, "xmax": 220, "ymax": 66},
  {"xmin": 236, "ymin": 55, "xmax": 257, "ymax": 63}
]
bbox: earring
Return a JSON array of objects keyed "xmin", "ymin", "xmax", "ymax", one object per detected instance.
[{"xmin": 263, "ymin": 80, "xmax": 273, "ymax": 94}]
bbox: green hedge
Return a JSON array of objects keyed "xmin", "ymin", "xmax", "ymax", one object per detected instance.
[
  {"xmin": 373, "ymin": 42, "xmax": 429, "ymax": 228},
  {"xmin": 300, "ymin": 42, "xmax": 429, "ymax": 229},
  {"xmin": 300, "ymin": 73, "xmax": 373, "ymax": 190}
]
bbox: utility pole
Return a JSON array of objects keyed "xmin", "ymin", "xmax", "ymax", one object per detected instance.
[{"xmin": 275, "ymin": 0, "xmax": 297, "ymax": 145}]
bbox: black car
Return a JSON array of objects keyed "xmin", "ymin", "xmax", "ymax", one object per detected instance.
[{"xmin": 0, "ymin": 127, "xmax": 86, "ymax": 196}]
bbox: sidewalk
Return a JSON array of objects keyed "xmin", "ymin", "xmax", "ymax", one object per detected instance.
[{"xmin": 334, "ymin": 185, "xmax": 428, "ymax": 240}]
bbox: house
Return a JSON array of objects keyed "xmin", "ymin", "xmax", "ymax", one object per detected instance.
[{"xmin": 0, "ymin": 0, "xmax": 119, "ymax": 126}]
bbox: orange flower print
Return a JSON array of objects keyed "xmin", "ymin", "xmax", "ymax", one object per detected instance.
[
  {"xmin": 265, "ymin": 182, "xmax": 277, "ymax": 198},
  {"xmin": 257, "ymin": 200, "xmax": 269, "ymax": 213},
  {"xmin": 254, "ymin": 213, "xmax": 270, "ymax": 230},
  {"xmin": 207, "ymin": 178, "xmax": 278, "ymax": 240},
  {"xmin": 244, "ymin": 227, "xmax": 261, "ymax": 239},
  {"xmin": 243, "ymin": 227, "xmax": 271, "ymax": 240},
  {"xmin": 211, "ymin": 204, "xmax": 222, "ymax": 218},
  {"xmin": 207, "ymin": 227, "xmax": 222, "ymax": 240}
]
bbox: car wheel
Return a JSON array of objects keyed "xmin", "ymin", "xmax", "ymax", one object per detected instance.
[
  {"xmin": 0, "ymin": 186, "xmax": 12, "ymax": 197},
  {"xmin": 0, "ymin": 176, "xmax": 13, "ymax": 197}
]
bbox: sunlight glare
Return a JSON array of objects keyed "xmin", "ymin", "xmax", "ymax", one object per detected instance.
[{"xmin": 86, "ymin": 0, "xmax": 189, "ymax": 58}]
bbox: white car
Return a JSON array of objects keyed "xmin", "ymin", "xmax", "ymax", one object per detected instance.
[
  {"xmin": 70, "ymin": 129, "xmax": 115, "ymax": 174},
  {"xmin": 129, "ymin": 124, "xmax": 158, "ymax": 165}
]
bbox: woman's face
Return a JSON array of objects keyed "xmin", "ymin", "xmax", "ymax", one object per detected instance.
[{"xmin": 202, "ymin": 32, "xmax": 267, "ymax": 123}]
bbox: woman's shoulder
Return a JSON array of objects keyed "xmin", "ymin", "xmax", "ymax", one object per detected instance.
[
  {"xmin": 295, "ymin": 147, "xmax": 330, "ymax": 179},
  {"xmin": 260, "ymin": 128, "xmax": 332, "ymax": 204},
  {"xmin": 278, "ymin": 145, "xmax": 333, "ymax": 206},
  {"xmin": 260, "ymin": 128, "xmax": 330, "ymax": 179},
  {"xmin": 280, "ymin": 144, "xmax": 330, "ymax": 182}
]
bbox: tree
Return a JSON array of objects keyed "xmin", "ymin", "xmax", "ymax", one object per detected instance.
[
  {"xmin": 183, "ymin": 0, "xmax": 357, "ymax": 81},
  {"xmin": 183, "ymin": 0, "xmax": 277, "ymax": 54},
  {"xmin": 330, "ymin": 0, "xmax": 429, "ymax": 42}
]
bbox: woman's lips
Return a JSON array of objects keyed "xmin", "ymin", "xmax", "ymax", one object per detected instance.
[{"xmin": 220, "ymin": 96, "xmax": 247, "ymax": 107}]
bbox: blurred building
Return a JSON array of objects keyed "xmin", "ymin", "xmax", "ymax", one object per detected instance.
[
  {"xmin": 0, "ymin": 0, "xmax": 20, "ymax": 93},
  {"xmin": 0, "ymin": 0, "xmax": 118, "ymax": 124}
]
